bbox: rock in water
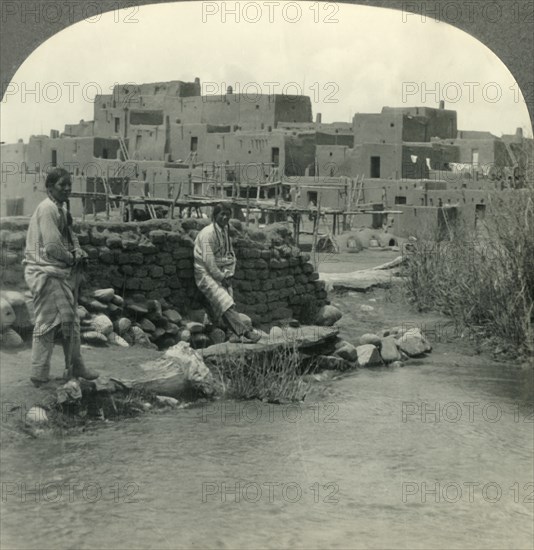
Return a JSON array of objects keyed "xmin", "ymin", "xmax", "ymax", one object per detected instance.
[
  {"xmin": 334, "ymin": 342, "xmax": 358, "ymax": 362},
  {"xmin": 359, "ymin": 333, "xmax": 381, "ymax": 346},
  {"xmin": 314, "ymin": 355, "xmax": 347, "ymax": 370},
  {"xmin": 379, "ymin": 337, "xmax": 402, "ymax": 363},
  {"xmin": 26, "ymin": 406, "xmax": 49, "ymax": 425},
  {"xmin": 0, "ymin": 297, "xmax": 16, "ymax": 329},
  {"xmin": 315, "ymin": 305, "xmax": 342, "ymax": 326},
  {"xmin": 93, "ymin": 288, "xmax": 115, "ymax": 303},
  {"xmin": 92, "ymin": 314, "xmax": 114, "ymax": 335},
  {"xmin": 0, "ymin": 327, "xmax": 24, "ymax": 348},
  {"xmin": 396, "ymin": 328, "xmax": 432, "ymax": 357},
  {"xmin": 356, "ymin": 344, "xmax": 383, "ymax": 367}
]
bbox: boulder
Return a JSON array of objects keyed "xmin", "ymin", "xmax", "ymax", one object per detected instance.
[
  {"xmin": 0, "ymin": 297, "xmax": 16, "ymax": 329},
  {"xmin": 151, "ymin": 327, "xmax": 166, "ymax": 340},
  {"xmin": 93, "ymin": 288, "xmax": 115, "ymax": 303},
  {"xmin": 379, "ymin": 336, "xmax": 402, "ymax": 363},
  {"xmin": 140, "ymin": 318, "xmax": 156, "ymax": 333},
  {"xmin": 334, "ymin": 342, "xmax": 358, "ymax": 362},
  {"xmin": 191, "ymin": 333, "xmax": 210, "ymax": 349},
  {"xmin": 390, "ymin": 361, "xmax": 403, "ymax": 368},
  {"xmin": 188, "ymin": 309, "xmax": 207, "ymax": 324},
  {"xmin": 356, "ymin": 344, "xmax": 383, "ymax": 367},
  {"xmin": 0, "ymin": 327, "xmax": 24, "ymax": 348},
  {"xmin": 359, "ymin": 333, "xmax": 381, "ymax": 346},
  {"xmin": 108, "ymin": 332, "xmax": 129, "ymax": 347},
  {"xmin": 77, "ymin": 305, "xmax": 89, "ymax": 320},
  {"xmin": 315, "ymin": 304, "xmax": 342, "ymax": 326},
  {"xmin": 360, "ymin": 305, "xmax": 374, "ymax": 312},
  {"xmin": 92, "ymin": 314, "xmax": 114, "ymax": 335},
  {"xmin": 165, "ymin": 323, "xmax": 180, "ymax": 335},
  {"xmin": 396, "ymin": 328, "xmax": 432, "ymax": 357},
  {"xmin": 185, "ymin": 321, "xmax": 204, "ymax": 334},
  {"xmin": 163, "ymin": 309, "xmax": 182, "ymax": 324},
  {"xmin": 107, "ymin": 302, "xmax": 121, "ymax": 316},
  {"xmin": 209, "ymin": 328, "xmax": 226, "ymax": 345},
  {"xmin": 81, "ymin": 331, "xmax": 108, "ymax": 345},
  {"xmin": 111, "ymin": 294, "xmax": 124, "ymax": 306},
  {"xmin": 126, "ymin": 303, "xmax": 149, "ymax": 316},
  {"xmin": 314, "ymin": 355, "xmax": 347, "ymax": 370},
  {"xmin": 87, "ymin": 300, "xmax": 109, "ymax": 313},
  {"xmin": 130, "ymin": 326, "xmax": 157, "ymax": 349},
  {"xmin": 179, "ymin": 329, "xmax": 191, "ymax": 342},
  {"xmin": 114, "ymin": 317, "xmax": 132, "ymax": 335},
  {"xmin": 238, "ymin": 313, "xmax": 253, "ymax": 330},
  {"xmin": 1, "ymin": 290, "xmax": 26, "ymax": 307}
]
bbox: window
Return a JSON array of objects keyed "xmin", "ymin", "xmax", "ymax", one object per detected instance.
[
  {"xmin": 190, "ymin": 137, "xmax": 198, "ymax": 152},
  {"xmin": 271, "ymin": 147, "xmax": 280, "ymax": 166},
  {"xmin": 394, "ymin": 196, "xmax": 407, "ymax": 205},
  {"xmin": 370, "ymin": 156, "xmax": 381, "ymax": 178},
  {"xmin": 114, "ymin": 118, "xmax": 120, "ymax": 133},
  {"xmin": 51, "ymin": 150, "xmax": 57, "ymax": 167}
]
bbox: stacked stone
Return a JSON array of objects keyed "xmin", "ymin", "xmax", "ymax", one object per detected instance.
[
  {"xmin": 0, "ymin": 218, "xmax": 28, "ymax": 290},
  {"xmin": 232, "ymin": 238, "xmax": 328, "ymax": 326},
  {"xmin": 77, "ymin": 219, "xmax": 206, "ymax": 313},
  {"xmin": 0, "ymin": 217, "xmax": 328, "ymax": 328}
]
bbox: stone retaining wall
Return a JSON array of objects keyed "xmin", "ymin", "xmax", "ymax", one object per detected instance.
[{"xmin": 0, "ymin": 217, "xmax": 328, "ymax": 325}]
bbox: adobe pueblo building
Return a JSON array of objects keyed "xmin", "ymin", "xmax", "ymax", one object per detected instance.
[{"xmin": 2, "ymin": 78, "xmax": 531, "ymax": 237}]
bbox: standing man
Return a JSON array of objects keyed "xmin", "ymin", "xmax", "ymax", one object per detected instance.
[
  {"xmin": 24, "ymin": 168, "xmax": 99, "ymax": 386},
  {"xmin": 194, "ymin": 203, "xmax": 261, "ymax": 343}
]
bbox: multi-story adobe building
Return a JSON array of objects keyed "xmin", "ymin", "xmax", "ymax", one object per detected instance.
[{"xmin": 1, "ymin": 78, "xmax": 531, "ymax": 237}]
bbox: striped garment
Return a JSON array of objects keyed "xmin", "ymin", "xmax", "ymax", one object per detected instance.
[
  {"xmin": 24, "ymin": 196, "xmax": 79, "ymax": 337},
  {"xmin": 194, "ymin": 223, "xmax": 236, "ymax": 319},
  {"xmin": 24, "ymin": 264, "xmax": 77, "ymax": 338}
]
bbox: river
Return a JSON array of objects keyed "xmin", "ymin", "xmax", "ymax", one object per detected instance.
[{"xmin": 1, "ymin": 295, "xmax": 533, "ymax": 549}]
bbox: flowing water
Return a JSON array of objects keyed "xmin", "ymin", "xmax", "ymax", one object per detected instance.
[{"xmin": 1, "ymin": 302, "xmax": 533, "ymax": 549}]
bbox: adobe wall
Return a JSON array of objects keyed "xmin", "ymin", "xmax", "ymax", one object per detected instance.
[{"xmin": 0, "ymin": 218, "xmax": 328, "ymax": 327}]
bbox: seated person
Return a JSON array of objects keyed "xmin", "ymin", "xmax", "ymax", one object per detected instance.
[{"xmin": 193, "ymin": 203, "xmax": 261, "ymax": 343}]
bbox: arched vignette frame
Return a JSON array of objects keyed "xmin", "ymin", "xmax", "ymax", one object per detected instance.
[{"xmin": 1, "ymin": 0, "xmax": 533, "ymax": 129}]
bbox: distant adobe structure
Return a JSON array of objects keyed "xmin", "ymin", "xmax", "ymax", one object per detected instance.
[{"xmin": 2, "ymin": 78, "xmax": 531, "ymax": 233}]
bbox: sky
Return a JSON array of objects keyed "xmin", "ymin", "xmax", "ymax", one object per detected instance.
[{"xmin": 1, "ymin": 1, "xmax": 532, "ymax": 143}]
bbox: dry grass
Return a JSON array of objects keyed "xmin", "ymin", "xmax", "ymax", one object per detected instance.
[
  {"xmin": 402, "ymin": 171, "xmax": 534, "ymax": 358},
  {"xmin": 211, "ymin": 343, "xmax": 316, "ymax": 403}
]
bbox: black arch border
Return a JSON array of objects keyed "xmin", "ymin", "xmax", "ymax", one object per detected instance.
[{"xmin": 1, "ymin": 0, "xmax": 533, "ymax": 131}]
